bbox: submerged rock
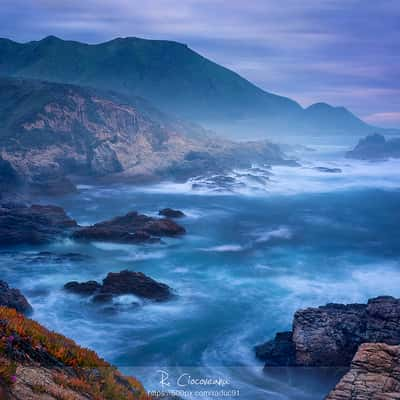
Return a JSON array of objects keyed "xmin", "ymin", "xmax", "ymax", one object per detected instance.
[
  {"xmin": 256, "ymin": 296, "xmax": 400, "ymax": 367},
  {"xmin": 64, "ymin": 281, "xmax": 101, "ymax": 295},
  {"xmin": 326, "ymin": 343, "xmax": 400, "ymax": 400},
  {"xmin": 0, "ymin": 204, "xmax": 77, "ymax": 246},
  {"xmin": 73, "ymin": 211, "xmax": 185, "ymax": 244},
  {"xmin": 159, "ymin": 208, "xmax": 185, "ymax": 218},
  {"xmin": 64, "ymin": 270, "xmax": 172, "ymax": 303},
  {"xmin": 314, "ymin": 166, "xmax": 342, "ymax": 173},
  {"xmin": 0, "ymin": 281, "xmax": 32, "ymax": 315}
]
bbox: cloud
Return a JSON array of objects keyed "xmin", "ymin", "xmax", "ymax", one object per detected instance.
[{"xmin": 364, "ymin": 112, "xmax": 400, "ymax": 128}]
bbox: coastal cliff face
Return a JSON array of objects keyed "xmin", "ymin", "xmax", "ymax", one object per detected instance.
[
  {"xmin": 256, "ymin": 296, "xmax": 400, "ymax": 367},
  {"xmin": 326, "ymin": 343, "xmax": 400, "ymax": 400},
  {"xmin": 0, "ymin": 78, "xmax": 286, "ymax": 195},
  {"xmin": 0, "ymin": 307, "xmax": 150, "ymax": 400}
]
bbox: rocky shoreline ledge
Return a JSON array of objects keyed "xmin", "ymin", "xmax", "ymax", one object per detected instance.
[{"xmin": 0, "ymin": 202, "xmax": 186, "ymax": 246}]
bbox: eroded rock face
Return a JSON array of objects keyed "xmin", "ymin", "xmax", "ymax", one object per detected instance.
[
  {"xmin": 0, "ymin": 204, "xmax": 77, "ymax": 246},
  {"xmin": 326, "ymin": 343, "xmax": 400, "ymax": 400},
  {"xmin": 0, "ymin": 281, "xmax": 32, "ymax": 315},
  {"xmin": 73, "ymin": 211, "xmax": 185, "ymax": 244},
  {"xmin": 256, "ymin": 296, "xmax": 400, "ymax": 367},
  {"xmin": 64, "ymin": 270, "xmax": 172, "ymax": 302}
]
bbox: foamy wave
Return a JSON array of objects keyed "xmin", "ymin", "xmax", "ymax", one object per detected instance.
[
  {"xmin": 255, "ymin": 226, "xmax": 293, "ymax": 243},
  {"xmin": 200, "ymin": 244, "xmax": 245, "ymax": 252}
]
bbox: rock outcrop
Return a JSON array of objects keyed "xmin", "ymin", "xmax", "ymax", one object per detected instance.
[
  {"xmin": 159, "ymin": 208, "xmax": 185, "ymax": 218},
  {"xmin": 256, "ymin": 296, "xmax": 400, "ymax": 367},
  {"xmin": 326, "ymin": 343, "xmax": 400, "ymax": 400},
  {"xmin": 65, "ymin": 270, "xmax": 172, "ymax": 302},
  {"xmin": 0, "ymin": 306, "xmax": 148, "ymax": 400},
  {"xmin": 73, "ymin": 211, "xmax": 185, "ymax": 244},
  {"xmin": 346, "ymin": 133, "xmax": 400, "ymax": 160},
  {"xmin": 0, "ymin": 203, "xmax": 77, "ymax": 246},
  {"xmin": 0, "ymin": 282, "xmax": 32, "ymax": 315}
]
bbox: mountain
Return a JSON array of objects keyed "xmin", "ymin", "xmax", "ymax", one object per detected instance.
[
  {"xmin": 0, "ymin": 36, "xmax": 380, "ymax": 138},
  {"xmin": 0, "ymin": 77, "xmax": 286, "ymax": 195}
]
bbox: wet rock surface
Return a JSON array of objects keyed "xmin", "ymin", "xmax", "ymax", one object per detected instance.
[
  {"xmin": 64, "ymin": 270, "xmax": 172, "ymax": 302},
  {"xmin": 159, "ymin": 208, "xmax": 185, "ymax": 218},
  {"xmin": 0, "ymin": 281, "xmax": 32, "ymax": 315},
  {"xmin": 73, "ymin": 211, "xmax": 185, "ymax": 244},
  {"xmin": 0, "ymin": 203, "xmax": 77, "ymax": 246},
  {"xmin": 256, "ymin": 296, "xmax": 400, "ymax": 367}
]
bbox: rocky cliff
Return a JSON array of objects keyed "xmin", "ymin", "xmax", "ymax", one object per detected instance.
[{"xmin": 0, "ymin": 77, "xmax": 286, "ymax": 195}]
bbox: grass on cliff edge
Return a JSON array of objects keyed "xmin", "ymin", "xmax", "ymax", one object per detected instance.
[{"xmin": 0, "ymin": 306, "xmax": 151, "ymax": 399}]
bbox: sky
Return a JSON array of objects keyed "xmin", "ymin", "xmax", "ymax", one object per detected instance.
[{"xmin": 1, "ymin": 0, "xmax": 399, "ymax": 127}]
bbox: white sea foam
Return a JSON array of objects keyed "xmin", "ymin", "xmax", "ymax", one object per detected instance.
[
  {"xmin": 200, "ymin": 244, "xmax": 245, "ymax": 252},
  {"xmin": 255, "ymin": 226, "xmax": 293, "ymax": 243}
]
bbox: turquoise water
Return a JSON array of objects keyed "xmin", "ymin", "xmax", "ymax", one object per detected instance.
[{"xmin": 2, "ymin": 146, "xmax": 400, "ymax": 399}]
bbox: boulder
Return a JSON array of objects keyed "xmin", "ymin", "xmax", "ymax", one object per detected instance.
[
  {"xmin": 0, "ymin": 281, "xmax": 32, "ymax": 315},
  {"xmin": 0, "ymin": 204, "xmax": 77, "ymax": 246},
  {"xmin": 256, "ymin": 296, "xmax": 400, "ymax": 367},
  {"xmin": 159, "ymin": 208, "xmax": 185, "ymax": 218},
  {"xmin": 326, "ymin": 343, "xmax": 400, "ymax": 400},
  {"xmin": 101, "ymin": 270, "xmax": 172, "ymax": 301},
  {"xmin": 64, "ymin": 270, "xmax": 172, "ymax": 303},
  {"xmin": 64, "ymin": 281, "xmax": 101, "ymax": 295},
  {"xmin": 73, "ymin": 211, "xmax": 185, "ymax": 244}
]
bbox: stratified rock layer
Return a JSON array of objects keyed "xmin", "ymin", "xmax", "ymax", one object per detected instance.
[{"xmin": 326, "ymin": 343, "xmax": 400, "ymax": 400}]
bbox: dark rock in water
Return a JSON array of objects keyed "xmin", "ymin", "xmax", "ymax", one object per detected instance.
[
  {"xmin": 0, "ymin": 280, "xmax": 32, "ymax": 314},
  {"xmin": 256, "ymin": 296, "xmax": 400, "ymax": 367},
  {"xmin": 29, "ymin": 174, "xmax": 77, "ymax": 196},
  {"xmin": 101, "ymin": 270, "xmax": 172, "ymax": 301},
  {"xmin": 346, "ymin": 133, "xmax": 400, "ymax": 160},
  {"xmin": 326, "ymin": 343, "xmax": 400, "ymax": 400},
  {"xmin": 314, "ymin": 166, "xmax": 342, "ymax": 173},
  {"xmin": 255, "ymin": 331, "xmax": 296, "ymax": 366},
  {"xmin": 73, "ymin": 211, "xmax": 185, "ymax": 244},
  {"xmin": 64, "ymin": 281, "xmax": 101, "ymax": 295},
  {"xmin": 0, "ymin": 204, "xmax": 77, "ymax": 246},
  {"xmin": 159, "ymin": 208, "xmax": 185, "ymax": 218},
  {"xmin": 64, "ymin": 270, "xmax": 172, "ymax": 303}
]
